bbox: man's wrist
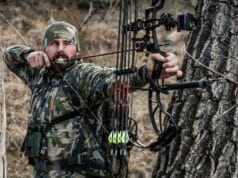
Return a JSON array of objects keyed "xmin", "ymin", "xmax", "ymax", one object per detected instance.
[
  {"xmin": 20, "ymin": 49, "xmax": 35, "ymax": 61},
  {"xmin": 137, "ymin": 65, "xmax": 151, "ymax": 82}
]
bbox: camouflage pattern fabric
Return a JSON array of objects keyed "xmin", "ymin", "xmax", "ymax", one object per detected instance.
[{"xmin": 3, "ymin": 45, "xmax": 148, "ymax": 177}]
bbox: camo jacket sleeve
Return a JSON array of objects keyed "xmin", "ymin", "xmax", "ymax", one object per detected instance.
[
  {"xmin": 68, "ymin": 62, "xmax": 149, "ymax": 103},
  {"xmin": 2, "ymin": 45, "xmax": 39, "ymax": 87}
]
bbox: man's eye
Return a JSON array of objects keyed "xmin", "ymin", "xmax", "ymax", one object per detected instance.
[
  {"xmin": 64, "ymin": 41, "xmax": 72, "ymax": 45},
  {"xmin": 51, "ymin": 41, "xmax": 59, "ymax": 46}
]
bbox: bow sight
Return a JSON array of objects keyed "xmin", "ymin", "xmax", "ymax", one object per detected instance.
[
  {"xmin": 177, "ymin": 12, "xmax": 197, "ymax": 31},
  {"xmin": 126, "ymin": 12, "xmax": 197, "ymax": 52}
]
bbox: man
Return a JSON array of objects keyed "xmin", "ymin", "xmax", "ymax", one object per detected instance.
[{"xmin": 3, "ymin": 21, "xmax": 182, "ymax": 178}]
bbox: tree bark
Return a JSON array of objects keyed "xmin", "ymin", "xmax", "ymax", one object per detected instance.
[
  {"xmin": 0, "ymin": 54, "xmax": 7, "ymax": 177},
  {"xmin": 153, "ymin": 0, "xmax": 238, "ymax": 178}
]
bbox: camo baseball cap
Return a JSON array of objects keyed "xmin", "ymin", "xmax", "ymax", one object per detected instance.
[{"xmin": 42, "ymin": 21, "xmax": 80, "ymax": 51}]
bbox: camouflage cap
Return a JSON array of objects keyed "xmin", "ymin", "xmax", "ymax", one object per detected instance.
[{"xmin": 42, "ymin": 21, "xmax": 80, "ymax": 51}]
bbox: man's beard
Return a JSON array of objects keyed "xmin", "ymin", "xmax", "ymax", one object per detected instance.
[{"xmin": 49, "ymin": 53, "xmax": 76, "ymax": 77}]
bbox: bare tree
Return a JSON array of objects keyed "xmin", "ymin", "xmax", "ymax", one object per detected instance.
[
  {"xmin": 153, "ymin": 0, "xmax": 238, "ymax": 177},
  {"xmin": 0, "ymin": 51, "xmax": 7, "ymax": 177}
]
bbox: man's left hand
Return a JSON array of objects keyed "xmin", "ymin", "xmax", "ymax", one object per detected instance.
[{"xmin": 147, "ymin": 53, "xmax": 183, "ymax": 79}]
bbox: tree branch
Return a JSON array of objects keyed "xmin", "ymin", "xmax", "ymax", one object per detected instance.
[{"xmin": 184, "ymin": 48, "xmax": 238, "ymax": 86}]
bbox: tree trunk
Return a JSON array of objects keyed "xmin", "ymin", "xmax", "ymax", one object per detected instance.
[
  {"xmin": 153, "ymin": 0, "xmax": 238, "ymax": 178},
  {"xmin": 0, "ymin": 55, "xmax": 7, "ymax": 177}
]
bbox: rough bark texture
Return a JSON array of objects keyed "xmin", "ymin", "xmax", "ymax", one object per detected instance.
[
  {"xmin": 0, "ymin": 55, "xmax": 7, "ymax": 177},
  {"xmin": 153, "ymin": 0, "xmax": 238, "ymax": 178}
]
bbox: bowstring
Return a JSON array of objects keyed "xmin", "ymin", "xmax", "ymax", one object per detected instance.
[
  {"xmin": 122, "ymin": 0, "xmax": 128, "ymax": 152},
  {"xmin": 129, "ymin": 0, "xmax": 138, "ymax": 123},
  {"xmin": 111, "ymin": 0, "xmax": 123, "ymax": 156}
]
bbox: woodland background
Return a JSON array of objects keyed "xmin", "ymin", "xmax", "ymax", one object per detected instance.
[{"xmin": 0, "ymin": 0, "xmax": 196, "ymax": 177}]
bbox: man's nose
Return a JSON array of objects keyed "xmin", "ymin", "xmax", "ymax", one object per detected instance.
[{"xmin": 57, "ymin": 42, "xmax": 66, "ymax": 52}]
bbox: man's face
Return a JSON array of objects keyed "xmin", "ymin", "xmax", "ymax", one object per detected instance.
[{"xmin": 44, "ymin": 38, "xmax": 78, "ymax": 61}]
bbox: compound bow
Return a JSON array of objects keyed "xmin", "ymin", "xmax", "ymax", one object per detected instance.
[{"xmin": 107, "ymin": 0, "xmax": 208, "ymax": 159}]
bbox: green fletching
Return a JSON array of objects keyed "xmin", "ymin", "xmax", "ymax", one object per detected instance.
[{"xmin": 108, "ymin": 131, "xmax": 129, "ymax": 144}]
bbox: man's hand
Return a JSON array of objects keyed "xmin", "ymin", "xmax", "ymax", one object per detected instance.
[
  {"xmin": 147, "ymin": 53, "xmax": 183, "ymax": 79},
  {"xmin": 25, "ymin": 51, "xmax": 50, "ymax": 68}
]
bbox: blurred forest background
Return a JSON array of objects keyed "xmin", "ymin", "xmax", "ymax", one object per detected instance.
[{"xmin": 0, "ymin": 0, "xmax": 196, "ymax": 177}]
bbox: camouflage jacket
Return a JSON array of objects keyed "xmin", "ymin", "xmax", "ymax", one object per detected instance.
[{"xmin": 3, "ymin": 45, "xmax": 149, "ymax": 177}]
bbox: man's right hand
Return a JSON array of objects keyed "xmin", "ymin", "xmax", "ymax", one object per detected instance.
[{"xmin": 25, "ymin": 51, "xmax": 51, "ymax": 68}]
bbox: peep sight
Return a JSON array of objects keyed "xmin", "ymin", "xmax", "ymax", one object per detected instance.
[{"xmin": 55, "ymin": 57, "xmax": 65, "ymax": 64}]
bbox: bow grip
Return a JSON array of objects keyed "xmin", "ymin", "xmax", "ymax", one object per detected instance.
[{"xmin": 150, "ymin": 49, "xmax": 166, "ymax": 80}]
